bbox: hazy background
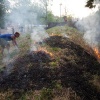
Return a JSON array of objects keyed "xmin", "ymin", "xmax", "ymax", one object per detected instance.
[{"xmin": 1, "ymin": 0, "xmax": 100, "ymax": 49}]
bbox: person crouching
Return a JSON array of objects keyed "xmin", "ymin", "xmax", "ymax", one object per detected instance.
[{"xmin": 0, "ymin": 32, "xmax": 20, "ymax": 56}]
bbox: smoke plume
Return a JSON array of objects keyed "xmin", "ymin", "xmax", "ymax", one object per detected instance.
[
  {"xmin": 75, "ymin": 5, "xmax": 100, "ymax": 48},
  {"xmin": 1, "ymin": 0, "xmax": 49, "ymax": 74}
]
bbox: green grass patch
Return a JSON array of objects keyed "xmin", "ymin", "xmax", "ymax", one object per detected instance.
[
  {"xmin": 51, "ymin": 47, "xmax": 61, "ymax": 52},
  {"xmin": 49, "ymin": 61, "xmax": 58, "ymax": 67},
  {"xmin": 40, "ymin": 88, "xmax": 54, "ymax": 100}
]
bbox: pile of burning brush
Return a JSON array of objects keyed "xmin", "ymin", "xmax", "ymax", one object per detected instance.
[{"xmin": 29, "ymin": 47, "xmax": 53, "ymax": 62}]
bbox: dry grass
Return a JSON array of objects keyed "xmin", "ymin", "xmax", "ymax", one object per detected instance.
[{"xmin": 46, "ymin": 25, "xmax": 94, "ymax": 55}]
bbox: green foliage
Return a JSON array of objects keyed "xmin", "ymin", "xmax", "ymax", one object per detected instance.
[
  {"xmin": 51, "ymin": 47, "xmax": 61, "ymax": 51},
  {"xmin": 47, "ymin": 11, "xmax": 55, "ymax": 22},
  {"xmin": 51, "ymin": 80, "xmax": 62, "ymax": 90},
  {"xmin": 47, "ymin": 11, "xmax": 59, "ymax": 22},
  {"xmin": 40, "ymin": 88, "xmax": 54, "ymax": 100},
  {"xmin": 19, "ymin": 94, "xmax": 27, "ymax": 100},
  {"xmin": 49, "ymin": 61, "xmax": 58, "ymax": 67},
  {"xmin": 85, "ymin": 0, "xmax": 96, "ymax": 8}
]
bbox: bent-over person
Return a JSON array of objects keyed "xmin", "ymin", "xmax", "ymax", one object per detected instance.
[{"xmin": 0, "ymin": 32, "xmax": 20, "ymax": 56}]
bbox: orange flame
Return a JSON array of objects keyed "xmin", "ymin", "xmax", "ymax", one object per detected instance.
[
  {"xmin": 33, "ymin": 41, "xmax": 53, "ymax": 57},
  {"xmin": 38, "ymin": 47, "xmax": 53, "ymax": 57},
  {"xmin": 50, "ymin": 33, "xmax": 61, "ymax": 36},
  {"xmin": 94, "ymin": 47, "xmax": 100, "ymax": 59}
]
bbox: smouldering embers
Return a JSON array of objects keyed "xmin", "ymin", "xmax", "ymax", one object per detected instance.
[
  {"xmin": 29, "ymin": 39, "xmax": 54, "ymax": 63},
  {"xmin": 94, "ymin": 47, "xmax": 100, "ymax": 62},
  {"xmin": 30, "ymin": 39, "xmax": 53, "ymax": 57},
  {"xmin": 31, "ymin": 46, "xmax": 53, "ymax": 58},
  {"xmin": 50, "ymin": 33, "xmax": 61, "ymax": 36}
]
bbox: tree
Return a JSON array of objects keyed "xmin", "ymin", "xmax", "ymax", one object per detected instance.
[
  {"xmin": 47, "ymin": 11, "xmax": 56, "ymax": 22},
  {"xmin": 39, "ymin": 0, "xmax": 54, "ymax": 24},
  {"xmin": 85, "ymin": 0, "xmax": 100, "ymax": 8}
]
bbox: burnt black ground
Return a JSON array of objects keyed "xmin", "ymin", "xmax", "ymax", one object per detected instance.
[{"xmin": 0, "ymin": 36, "xmax": 100, "ymax": 100}]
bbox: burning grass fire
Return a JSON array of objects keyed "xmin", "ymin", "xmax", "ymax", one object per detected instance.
[
  {"xmin": 37, "ymin": 47, "xmax": 53, "ymax": 57},
  {"xmin": 29, "ymin": 47, "xmax": 53, "ymax": 63},
  {"xmin": 93, "ymin": 47, "xmax": 100, "ymax": 62},
  {"xmin": 50, "ymin": 33, "xmax": 61, "ymax": 36},
  {"xmin": 0, "ymin": 34, "xmax": 100, "ymax": 100}
]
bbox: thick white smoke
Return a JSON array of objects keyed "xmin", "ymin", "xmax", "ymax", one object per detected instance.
[
  {"xmin": 30, "ymin": 26, "xmax": 49, "ymax": 51},
  {"xmin": 1, "ymin": 0, "xmax": 49, "ymax": 72},
  {"xmin": 5, "ymin": 0, "xmax": 45, "ymax": 32},
  {"xmin": 75, "ymin": 5, "xmax": 100, "ymax": 48},
  {"xmin": 5, "ymin": 0, "xmax": 48, "ymax": 51}
]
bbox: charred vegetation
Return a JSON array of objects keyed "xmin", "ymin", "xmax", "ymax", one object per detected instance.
[{"xmin": 0, "ymin": 35, "xmax": 100, "ymax": 100}]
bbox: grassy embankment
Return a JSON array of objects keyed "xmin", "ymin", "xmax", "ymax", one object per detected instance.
[{"xmin": 0, "ymin": 25, "xmax": 100, "ymax": 100}]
